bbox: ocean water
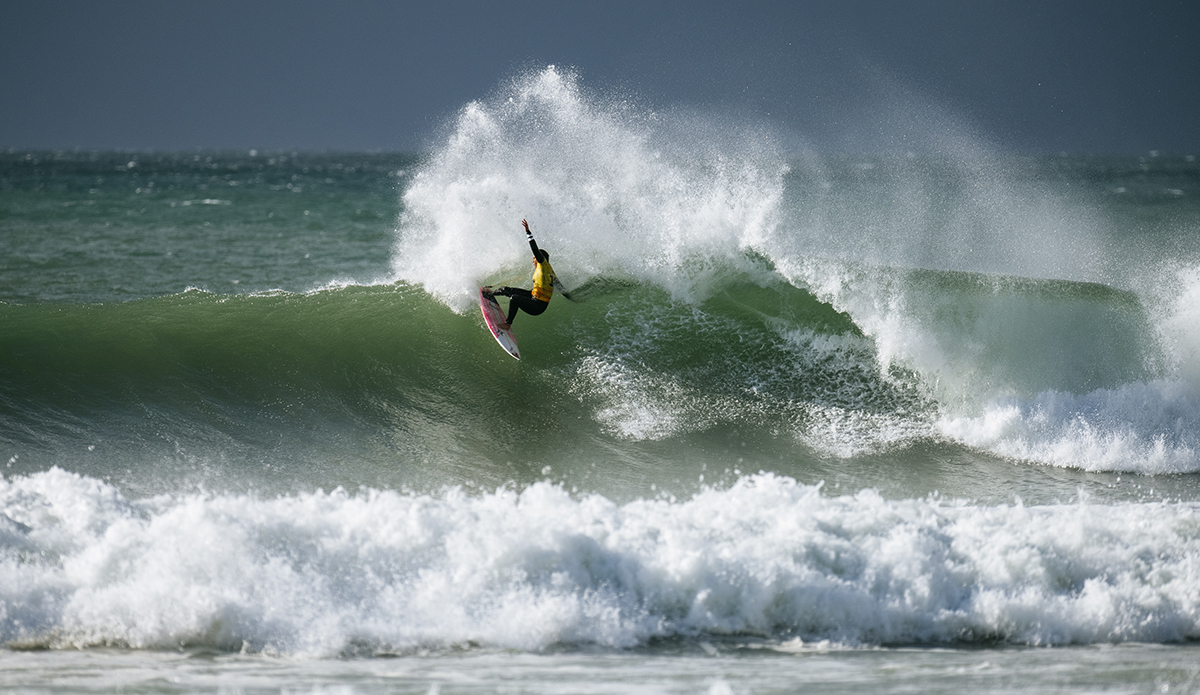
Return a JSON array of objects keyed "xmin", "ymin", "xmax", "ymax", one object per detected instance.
[{"xmin": 3, "ymin": 66, "xmax": 1200, "ymax": 692}]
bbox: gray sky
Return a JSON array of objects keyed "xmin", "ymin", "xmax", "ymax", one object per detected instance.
[{"xmin": 2, "ymin": 0, "xmax": 1197, "ymax": 154}]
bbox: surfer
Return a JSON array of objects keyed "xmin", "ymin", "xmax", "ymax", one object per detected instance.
[{"xmin": 486, "ymin": 219, "xmax": 557, "ymax": 330}]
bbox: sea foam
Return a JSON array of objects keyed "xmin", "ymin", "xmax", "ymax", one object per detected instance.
[{"xmin": 3, "ymin": 468, "xmax": 1199, "ymax": 655}]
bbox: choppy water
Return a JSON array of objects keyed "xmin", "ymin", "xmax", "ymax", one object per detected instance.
[{"xmin": 3, "ymin": 66, "xmax": 1200, "ymax": 692}]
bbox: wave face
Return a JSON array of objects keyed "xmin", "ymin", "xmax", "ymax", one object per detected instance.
[{"xmin": 3, "ymin": 67, "xmax": 1200, "ymax": 653}]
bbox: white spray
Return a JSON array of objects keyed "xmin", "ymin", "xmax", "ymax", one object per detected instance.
[{"xmin": 391, "ymin": 66, "xmax": 788, "ymax": 312}]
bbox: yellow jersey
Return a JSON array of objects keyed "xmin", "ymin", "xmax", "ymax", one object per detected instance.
[{"xmin": 531, "ymin": 258, "xmax": 556, "ymax": 302}]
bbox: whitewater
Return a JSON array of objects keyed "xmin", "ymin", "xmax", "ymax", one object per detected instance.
[{"xmin": 3, "ymin": 66, "xmax": 1200, "ymax": 692}]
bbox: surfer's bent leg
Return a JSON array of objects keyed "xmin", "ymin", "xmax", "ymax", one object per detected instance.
[{"xmin": 502, "ymin": 289, "xmax": 548, "ymax": 325}]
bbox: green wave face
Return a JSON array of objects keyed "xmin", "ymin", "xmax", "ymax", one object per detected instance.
[
  {"xmin": 2, "ymin": 251, "xmax": 1169, "ymax": 499},
  {"xmin": 0, "ymin": 272, "xmax": 883, "ymax": 493}
]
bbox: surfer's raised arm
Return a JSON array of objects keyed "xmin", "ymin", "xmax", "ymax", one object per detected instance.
[
  {"xmin": 522, "ymin": 218, "xmax": 547, "ymax": 262},
  {"xmin": 521, "ymin": 218, "xmax": 574, "ymax": 301}
]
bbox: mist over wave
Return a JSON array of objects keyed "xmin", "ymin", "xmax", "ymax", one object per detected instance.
[{"xmin": 392, "ymin": 66, "xmax": 788, "ymax": 311}]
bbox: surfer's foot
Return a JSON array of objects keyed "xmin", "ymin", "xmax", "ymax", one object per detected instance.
[{"xmin": 498, "ymin": 322, "xmax": 511, "ymax": 330}]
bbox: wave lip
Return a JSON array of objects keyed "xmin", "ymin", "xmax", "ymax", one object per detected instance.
[
  {"xmin": 3, "ymin": 469, "xmax": 1199, "ymax": 655},
  {"xmin": 939, "ymin": 379, "xmax": 1200, "ymax": 474}
]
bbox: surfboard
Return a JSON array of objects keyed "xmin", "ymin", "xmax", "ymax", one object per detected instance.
[{"xmin": 479, "ymin": 287, "xmax": 520, "ymax": 360}]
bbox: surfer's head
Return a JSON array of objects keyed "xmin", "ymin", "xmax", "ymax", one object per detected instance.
[{"xmin": 534, "ymin": 251, "xmax": 549, "ymax": 263}]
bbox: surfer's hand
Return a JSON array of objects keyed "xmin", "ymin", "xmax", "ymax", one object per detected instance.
[{"xmin": 522, "ymin": 219, "xmax": 531, "ymax": 235}]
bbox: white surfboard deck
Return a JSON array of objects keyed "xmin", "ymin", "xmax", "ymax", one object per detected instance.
[{"xmin": 479, "ymin": 287, "xmax": 520, "ymax": 360}]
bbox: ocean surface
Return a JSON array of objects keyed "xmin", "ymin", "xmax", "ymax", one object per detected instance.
[{"xmin": 3, "ymin": 67, "xmax": 1200, "ymax": 693}]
